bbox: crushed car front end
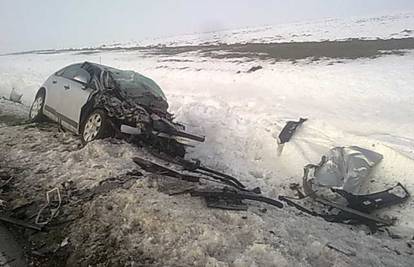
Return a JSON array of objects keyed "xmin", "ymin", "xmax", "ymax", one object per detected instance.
[{"xmin": 83, "ymin": 62, "xmax": 204, "ymax": 156}]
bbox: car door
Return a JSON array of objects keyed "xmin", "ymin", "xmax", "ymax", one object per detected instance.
[
  {"xmin": 42, "ymin": 64, "xmax": 80, "ymax": 122},
  {"xmin": 58, "ymin": 64, "xmax": 94, "ymax": 133}
]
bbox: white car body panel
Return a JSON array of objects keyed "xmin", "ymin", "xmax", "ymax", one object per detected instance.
[
  {"xmin": 41, "ymin": 69, "xmax": 94, "ymax": 134},
  {"xmin": 42, "ymin": 75, "xmax": 60, "ymax": 111},
  {"xmin": 58, "ymin": 78, "xmax": 93, "ymax": 133}
]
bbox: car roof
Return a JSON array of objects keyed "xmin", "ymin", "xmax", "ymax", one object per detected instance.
[
  {"xmin": 83, "ymin": 61, "xmax": 145, "ymax": 77},
  {"xmin": 83, "ymin": 61, "xmax": 114, "ymax": 71},
  {"xmin": 81, "ymin": 62, "xmax": 167, "ymax": 100}
]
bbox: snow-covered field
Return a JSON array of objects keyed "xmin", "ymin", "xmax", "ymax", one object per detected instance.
[
  {"xmin": 1, "ymin": 12, "xmax": 414, "ymax": 266},
  {"xmin": 100, "ymin": 12, "xmax": 414, "ymax": 48}
]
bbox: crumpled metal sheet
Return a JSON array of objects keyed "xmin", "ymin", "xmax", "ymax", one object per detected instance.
[
  {"xmin": 85, "ymin": 62, "xmax": 166, "ymax": 126},
  {"xmin": 94, "ymin": 92, "xmax": 150, "ymax": 125},
  {"xmin": 304, "ymin": 146, "xmax": 383, "ymax": 194}
]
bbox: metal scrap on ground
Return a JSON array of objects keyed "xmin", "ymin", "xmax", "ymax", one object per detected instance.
[
  {"xmin": 279, "ymin": 146, "xmax": 410, "ymax": 229},
  {"xmin": 277, "ymin": 118, "xmax": 307, "ymax": 155},
  {"xmin": 190, "ymin": 189, "xmax": 283, "ymax": 209},
  {"xmin": 279, "ymin": 191, "xmax": 397, "ymax": 227},
  {"xmin": 278, "ymin": 118, "xmax": 307, "ymax": 144},
  {"xmin": 35, "ymin": 188, "xmax": 62, "ymax": 226},
  {"xmin": 146, "ymin": 151, "xmax": 249, "ymax": 190},
  {"xmin": 0, "ymin": 214, "xmax": 43, "ymax": 231},
  {"xmin": 133, "ymin": 144, "xmax": 409, "ymax": 228},
  {"xmin": 303, "ymin": 146, "xmax": 383, "ymax": 195},
  {"xmin": 132, "ymin": 155, "xmax": 283, "ymax": 210},
  {"xmin": 331, "ymin": 183, "xmax": 410, "ymax": 213}
]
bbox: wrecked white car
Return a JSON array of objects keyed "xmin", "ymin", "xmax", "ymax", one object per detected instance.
[{"xmin": 29, "ymin": 62, "xmax": 204, "ymax": 156}]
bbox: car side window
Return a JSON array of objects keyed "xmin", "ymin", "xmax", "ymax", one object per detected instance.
[
  {"xmin": 55, "ymin": 67, "xmax": 66, "ymax": 76},
  {"xmin": 60, "ymin": 64, "xmax": 82, "ymax": 79},
  {"xmin": 56, "ymin": 63, "xmax": 91, "ymax": 84},
  {"xmin": 73, "ymin": 69, "xmax": 91, "ymax": 84}
]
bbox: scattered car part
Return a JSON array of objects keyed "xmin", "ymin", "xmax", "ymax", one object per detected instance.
[
  {"xmin": 148, "ymin": 151, "xmax": 248, "ymax": 190},
  {"xmin": 277, "ymin": 118, "xmax": 307, "ymax": 155},
  {"xmin": 315, "ymin": 196, "xmax": 394, "ymax": 226},
  {"xmin": 132, "ymin": 157, "xmax": 200, "ymax": 183},
  {"xmin": 303, "ymin": 146, "xmax": 383, "ymax": 195},
  {"xmin": 120, "ymin": 124, "xmax": 142, "ymax": 135},
  {"xmin": 0, "ymin": 214, "xmax": 43, "ymax": 231},
  {"xmin": 180, "ymin": 159, "xmax": 248, "ymax": 189},
  {"xmin": 132, "ymin": 156, "xmax": 283, "ymax": 210},
  {"xmin": 279, "ymin": 194, "xmax": 394, "ymax": 226},
  {"xmin": 190, "ymin": 188, "xmax": 283, "ymax": 209},
  {"xmin": 288, "ymin": 182, "xmax": 306, "ymax": 199},
  {"xmin": 281, "ymin": 150, "xmax": 410, "ymax": 228},
  {"xmin": 278, "ymin": 118, "xmax": 307, "ymax": 145},
  {"xmin": 206, "ymin": 197, "xmax": 248, "ymax": 211},
  {"xmin": 200, "ymin": 189, "xmax": 249, "ymax": 211},
  {"xmin": 331, "ymin": 183, "xmax": 410, "ymax": 213},
  {"xmin": 278, "ymin": 195, "xmax": 320, "ymax": 217},
  {"xmin": 35, "ymin": 188, "xmax": 61, "ymax": 226},
  {"xmin": 133, "ymin": 156, "xmax": 250, "ymax": 190}
]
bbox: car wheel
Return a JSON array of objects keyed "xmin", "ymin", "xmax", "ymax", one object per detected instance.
[
  {"xmin": 29, "ymin": 91, "xmax": 45, "ymax": 122},
  {"xmin": 80, "ymin": 109, "xmax": 113, "ymax": 143}
]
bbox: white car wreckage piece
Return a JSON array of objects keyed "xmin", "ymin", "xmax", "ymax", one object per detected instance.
[{"xmin": 280, "ymin": 145, "xmax": 410, "ymax": 229}]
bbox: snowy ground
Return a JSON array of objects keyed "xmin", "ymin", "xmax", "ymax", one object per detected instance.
[
  {"xmin": 1, "ymin": 12, "xmax": 414, "ymax": 266},
  {"xmin": 0, "ymin": 100, "xmax": 413, "ymax": 266}
]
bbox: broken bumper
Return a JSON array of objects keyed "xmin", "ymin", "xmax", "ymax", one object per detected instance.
[
  {"xmin": 120, "ymin": 124, "xmax": 205, "ymax": 143},
  {"xmin": 120, "ymin": 124, "xmax": 142, "ymax": 135}
]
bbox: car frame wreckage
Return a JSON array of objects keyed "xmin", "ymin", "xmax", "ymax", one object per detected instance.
[
  {"xmin": 276, "ymin": 123, "xmax": 410, "ymax": 230},
  {"xmin": 88, "ymin": 62, "xmax": 205, "ymax": 157},
  {"xmin": 29, "ymin": 61, "xmax": 205, "ymax": 157},
  {"xmin": 24, "ymin": 63, "xmax": 410, "ymax": 233},
  {"xmin": 131, "ymin": 144, "xmax": 409, "ymax": 231}
]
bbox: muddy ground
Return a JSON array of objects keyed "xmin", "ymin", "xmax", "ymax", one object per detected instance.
[
  {"xmin": 145, "ymin": 37, "xmax": 414, "ymax": 61},
  {"xmin": 6, "ymin": 38, "xmax": 414, "ymax": 62}
]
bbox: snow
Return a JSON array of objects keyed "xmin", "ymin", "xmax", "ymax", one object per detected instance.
[
  {"xmin": 1, "ymin": 117, "xmax": 413, "ymax": 265},
  {"xmin": 1, "ymin": 12, "xmax": 414, "ymax": 266},
  {"xmin": 100, "ymin": 12, "xmax": 414, "ymax": 48}
]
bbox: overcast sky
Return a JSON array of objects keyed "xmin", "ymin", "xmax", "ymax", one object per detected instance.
[{"xmin": 1, "ymin": 0, "xmax": 413, "ymax": 53}]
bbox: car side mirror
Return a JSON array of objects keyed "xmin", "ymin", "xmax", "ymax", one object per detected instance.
[{"xmin": 73, "ymin": 75, "xmax": 88, "ymax": 85}]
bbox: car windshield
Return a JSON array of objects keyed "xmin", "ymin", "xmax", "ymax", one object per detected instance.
[{"xmin": 107, "ymin": 68, "xmax": 167, "ymax": 101}]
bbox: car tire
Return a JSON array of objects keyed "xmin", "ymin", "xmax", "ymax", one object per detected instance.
[
  {"xmin": 29, "ymin": 90, "xmax": 46, "ymax": 122},
  {"xmin": 80, "ymin": 109, "xmax": 113, "ymax": 144}
]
